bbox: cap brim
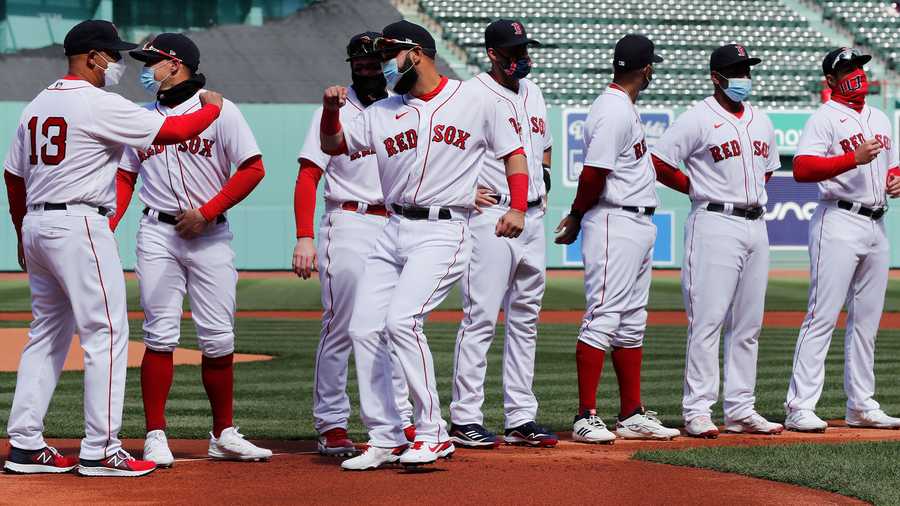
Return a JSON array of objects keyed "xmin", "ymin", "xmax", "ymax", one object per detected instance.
[
  {"xmin": 652, "ymin": 54, "xmax": 663, "ymax": 63},
  {"xmin": 128, "ymin": 49, "xmax": 160, "ymax": 62},
  {"xmin": 494, "ymin": 38, "xmax": 541, "ymax": 48},
  {"xmin": 715, "ymin": 56, "xmax": 762, "ymax": 71},
  {"xmin": 106, "ymin": 40, "xmax": 138, "ymax": 51},
  {"xmin": 855, "ymin": 54, "xmax": 872, "ymax": 66}
]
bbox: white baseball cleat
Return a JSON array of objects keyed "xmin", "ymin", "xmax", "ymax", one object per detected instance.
[
  {"xmin": 572, "ymin": 412, "xmax": 616, "ymax": 444},
  {"xmin": 615, "ymin": 409, "xmax": 680, "ymax": 440},
  {"xmin": 208, "ymin": 427, "xmax": 273, "ymax": 461},
  {"xmin": 398, "ymin": 441, "xmax": 454, "ymax": 467},
  {"xmin": 846, "ymin": 409, "xmax": 900, "ymax": 429},
  {"xmin": 724, "ymin": 412, "xmax": 784, "ymax": 435},
  {"xmin": 684, "ymin": 416, "xmax": 719, "ymax": 438},
  {"xmin": 143, "ymin": 429, "xmax": 175, "ymax": 467},
  {"xmin": 340, "ymin": 445, "xmax": 403, "ymax": 471},
  {"xmin": 785, "ymin": 410, "xmax": 828, "ymax": 433}
]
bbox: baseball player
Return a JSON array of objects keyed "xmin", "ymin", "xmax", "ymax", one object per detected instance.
[
  {"xmin": 651, "ymin": 44, "xmax": 783, "ymax": 437},
  {"xmin": 784, "ymin": 47, "xmax": 900, "ymax": 432},
  {"xmin": 109, "ymin": 33, "xmax": 272, "ymax": 465},
  {"xmin": 3, "ymin": 20, "xmax": 223, "ymax": 477},
  {"xmin": 293, "ymin": 32, "xmax": 415, "ymax": 457},
  {"xmin": 320, "ymin": 20, "xmax": 527, "ymax": 470},
  {"xmin": 556, "ymin": 34, "xmax": 680, "ymax": 443},
  {"xmin": 449, "ymin": 19, "xmax": 557, "ymax": 448}
]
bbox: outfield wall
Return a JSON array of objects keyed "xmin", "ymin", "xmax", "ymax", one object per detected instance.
[{"xmin": 2, "ymin": 99, "xmax": 900, "ymax": 270}]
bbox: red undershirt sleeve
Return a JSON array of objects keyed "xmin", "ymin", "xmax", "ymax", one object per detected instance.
[
  {"xmin": 153, "ymin": 103, "xmax": 221, "ymax": 145},
  {"xmin": 294, "ymin": 159, "xmax": 324, "ymax": 238},
  {"xmin": 651, "ymin": 154, "xmax": 690, "ymax": 194},
  {"xmin": 570, "ymin": 165, "xmax": 609, "ymax": 217},
  {"xmin": 110, "ymin": 169, "xmax": 138, "ymax": 231},
  {"xmin": 793, "ymin": 153, "xmax": 857, "ymax": 183},
  {"xmin": 320, "ymin": 107, "xmax": 348, "ymax": 156},
  {"xmin": 198, "ymin": 155, "xmax": 265, "ymax": 221},
  {"xmin": 3, "ymin": 170, "xmax": 26, "ymax": 242}
]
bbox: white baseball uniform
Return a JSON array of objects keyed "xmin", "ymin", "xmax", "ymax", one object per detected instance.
[
  {"xmin": 785, "ymin": 100, "xmax": 897, "ymax": 414},
  {"xmin": 297, "ymin": 88, "xmax": 413, "ymax": 435},
  {"xmin": 577, "ymin": 85, "xmax": 658, "ymax": 355},
  {"xmin": 450, "ymin": 73, "xmax": 551, "ymax": 429},
  {"xmin": 119, "ymin": 92, "xmax": 257, "ymax": 359},
  {"xmin": 341, "ymin": 77, "xmax": 522, "ymax": 446},
  {"xmin": 653, "ymin": 97, "xmax": 780, "ymax": 422},
  {"xmin": 5, "ymin": 76, "xmax": 165, "ymax": 460}
]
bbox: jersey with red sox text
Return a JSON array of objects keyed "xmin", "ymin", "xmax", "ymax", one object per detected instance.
[
  {"xmin": 4, "ymin": 77, "xmax": 165, "ymax": 209},
  {"xmin": 652, "ymin": 97, "xmax": 780, "ymax": 207},
  {"xmin": 299, "ymin": 87, "xmax": 382, "ymax": 205},
  {"xmin": 119, "ymin": 91, "xmax": 260, "ymax": 213},
  {"xmin": 342, "ymin": 77, "xmax": 523, "ymax": 209},
  {"xmin": 582, "ymin": 85, "xmax": 658, "ymax": 207},
  {"xmin": 795, "ymin": 100, "xmax": 897, "ymax": 207},
  {"xmin": 471, "ymin": 73, "xmax": 552, "ymax": 201}
]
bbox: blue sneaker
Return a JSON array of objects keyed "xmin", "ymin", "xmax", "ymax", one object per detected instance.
[
  {"xmin": 504, "ymin": 421, "xmax": 559, "ymax": 447},
  {"xmin": 449, "ymin": 423, "xmax": 498, "ymax": 448}
]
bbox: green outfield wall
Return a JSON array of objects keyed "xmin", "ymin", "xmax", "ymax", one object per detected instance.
[{"xmin": 2, "ymin": 99, "xmax": 900, "ymax": 271}]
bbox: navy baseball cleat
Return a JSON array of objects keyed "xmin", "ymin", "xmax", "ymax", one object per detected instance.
[
  {"xmin": 449, "ymin": 423, "xmax": 498, "ymax": 448},
  {"xmin": 3, "ymin": 445, "xmax": 79, "ymax": 474},
  {"xmin": 77, "ymin": 449, "xmax": 157, "ymax": 477},
  {"xmin": 504, "ymin": 421, "xmax": 559, "ymax": 447}
]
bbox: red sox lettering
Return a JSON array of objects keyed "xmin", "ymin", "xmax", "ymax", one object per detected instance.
[
  {"xmin": 138, "ymin": 136, "xmax": 216, "ymax": 162},
  {"xmin": 707, "ymin": 139, "xmax": 772, "ymax": 162},
  {"xmin": 530, "ymin": 116, "xmax": 546, "ymax": 136},
  {"xmin": 632, "ymin": 138, "xmax": 647, "ymax": 159},
  {"xmin": 837, "ymin": 133, "xmax": 891, "ymax": 154}
]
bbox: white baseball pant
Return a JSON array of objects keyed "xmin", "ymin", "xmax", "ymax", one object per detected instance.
[
  {"xmin": 312, "ymin": 208, "xmax": 413, "ymax": 434},
  {"xmin": 785, "ymin": 203, "xmax": 887, "ymax": 413},
  {"xmin": 135, "ymin": 213, "xmax": 237, "ymax": 358},
  {"xmin": 349, "ymin": 212, "xmax": 472, "ymax": 446},
  {"xmin": 682, "ymin": 205, "xmax": 769, "ymax": 422},
  {"xmin": 451, "ymin": 204, "xmax": 545, "ymax": 428},
  {"xmin": 7, "ymin": 206, "xmax": 128, "ymax": 460},
  {"xmin": 578, "ymin": 206, "xmax": 655, "ymax": 351}
]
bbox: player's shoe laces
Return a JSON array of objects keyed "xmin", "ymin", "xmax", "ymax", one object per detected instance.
[
  {"xmin": 846, "ymin": 409, "xmax": 900, "ymax": 429},
  {"xmin": 143, "ymin": 429, "xmax": 175, "ymax": 467},
  {"xmin": 3, "ymin": 445, "xmax": 78, "ymax": 474},
  {"xmin": 724, "ymin": 412, "xmax": 784, "ymax": 435},
  {"xmin": 504, "ymin": 421, "xmax": 559, "ymax": 447},
  {"xmin": 684, "ymin": 415, "xmax": 720, "ymax": 438},
  {"xmin": 317, "ymin": 427, "xmax": 358, "ymax": 457},
  {"xmin": 77, "ymin": 449, "xmax": 156, "ymax": 477},
  {"xmin": 784, "ymin": 409, "xmax": 828, "ymax": 433},
  {"xmin": 449, "ymin": 423, "xmax": 498, "ymax": 448},
  {"xmin": 208, "ymin": 426, "xmax": 273, "ymax": 461},
  {"xmin": 572, "ymin": 411, "xmax": 616, "ymax": 444},
  {"xmin": 399, "ymin": 441, "xmax": 455, "ymax": 466},
  {"xmin": 615, "ymin": 408, "xmax": 680, "ymax": 440},
  {"xmin": 341, "ymin": 445, "xmax": 405, "ymax": 471}
]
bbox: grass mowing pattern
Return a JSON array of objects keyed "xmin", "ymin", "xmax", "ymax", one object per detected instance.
[
  {"xmin": 1, "ymin": 319, "xmax": 899, "ymax": 441},
  {"xmin": 634, "ymin": 442, "xmax": 900, "ymax": 505}
]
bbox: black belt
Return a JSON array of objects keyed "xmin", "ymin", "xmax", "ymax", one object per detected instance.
[
  {"xmin": 622, "ymin": 206, "xmax": 655, "ymax": 216},
  {"xmin": 486, "ymin": 194, "xmax": 543, "ymax": 209},
  {"xmin": 838, "ymin": 200, "xmax": 886, "ymax": 220},
  {"xmin": 42, "ymin": 202, "xmax": 109, "ymax": 216},
  {"xmin": 390, "ymin": 204, "xmax": 452, "ymax": 220},
  {"xmin": 706, "ymin": 203, "xmax": 764, "ymax": 220},
  {"xmin": 143, "ymin": 207, "xmax": 226, "ymax": 225}
]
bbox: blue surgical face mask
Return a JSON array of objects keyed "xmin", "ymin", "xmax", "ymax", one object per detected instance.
[
  {"xmin": 382, "ymin": 58, "xmax": 401, "ymax": 90},
  {"xmin": 140, "ymin": 66, "xmax": 161, "ymax": 94},
  {"xmin": 720, "ymin": 75, "xmax": 752, "ymax": 102}
]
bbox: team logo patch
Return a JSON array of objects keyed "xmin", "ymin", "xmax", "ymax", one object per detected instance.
[
  {"xmin": 512, "ymin": 22, "xmax": 523, "ymax": 35},
  {"xmin": 735, "ymin": 45, "xmax": 746, "ymax": 57},
  {"xmin": 840, "ymin": 74, "xmax": 864, "ymax": 93}
]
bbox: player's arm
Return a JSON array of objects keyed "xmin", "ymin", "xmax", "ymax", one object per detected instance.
[
  {"xmin": 554, "ymin": 165, "xmax": 609, "ymax": 245},
  {"xmin": 543, "ymin": 148, "xmax": 552, "ymax": 194},
  {"xmin": 320, "ymin": 86, "xmax": 350, "ymax": 155},
  {"xmin": 153, "ymin": 92, "xmax": 224, "ymax": 145},
  {"xmin": 496, "ymin": 149, "xmax": 528, "ymax": 238},
  {"xmin": 293, "ymin": 158, "xmax": 324, "ymax": 279},
  {"xmin": 792, "ymin": 142, "xmax": 878, "ymax": 183},
  {"xmin": 3, "ymin": 170, "xmax": 26, "ymax": 271},
  {"xmin": 110, "ymin": 169, "xmax": 138, "ymax": 232},
  {"xmin": 650, "ymin": 111, "xmax": 699, "ymax": 195},
  {"xmin": 651, "ymin": 154, "xmax": 690, "ymax": 194}
]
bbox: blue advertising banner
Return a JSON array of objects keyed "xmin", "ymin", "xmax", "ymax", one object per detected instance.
[
  {"xmin": 764, "ymin": 173, "xmax": 820, "ymax": 249},
  {"xmin": 563, "ymin": 211, "xmax": 675, "ymax": 266}
]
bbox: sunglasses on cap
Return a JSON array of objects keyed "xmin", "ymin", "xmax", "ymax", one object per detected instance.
[
  {"xmin": 831, "ymin": 48, "xmax": 863, "ymax": 70},
  {"xmin": 140, "ymin": 42, "xmax": 183, "ymax": 63},
  {"xmin": 373, "ymin": 37, "xmax": 419, "ymax": 54}
]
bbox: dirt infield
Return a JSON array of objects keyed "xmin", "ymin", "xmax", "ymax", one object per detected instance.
[{"xmin": 4, "ymin": 424, "xmax": 898, "ymax": 504}]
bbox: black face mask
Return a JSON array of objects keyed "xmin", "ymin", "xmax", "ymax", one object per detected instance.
[
  {"xmin": 351, "ymin": 72, "xmax": 388, "ymax": 106},
  {"xmin": 640, "ymin": 67, "xmax": 653, "ymax": 91},
  {"xmin": 393, "ymin": 55, "xmax": 419, "ymax": 95},
  {"xmin": 158, "ymin": 72, "xmax": 207, "ymax": 108}
]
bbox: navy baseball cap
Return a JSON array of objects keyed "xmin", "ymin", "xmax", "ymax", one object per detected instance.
[
  {"xmin": 710, "ymin": 44, "xmax": 761, "ymax": 71},
  {"xmin": 346, "ymin": 31, "xmax": 382, "ymax": 61},
  {"xmin": 822, "ymin": 47, "xmax": 871, "ymax": 76},
  {"xmin": 484, "ymin": 19, "xmax": 540, "ymax": 49},
  {"xmin": 377, "ymin": 20, "xmax": 436, "ymax": 57},
  {"xmin": 130, "ymin": 33, "xmax": 200, "ymax": 71},
  {"xmin": 64, "ymin": 20, "xmax": 137, "ymax": 56},
  {"xmin": 613, "ymin": 34, "xmax": 663, "ymax": 72}
]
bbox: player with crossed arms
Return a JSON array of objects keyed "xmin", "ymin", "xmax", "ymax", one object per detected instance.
[
  {"xmin": 320, "ymin": 20, "xmax": 528, "ymax": 470},
  {"xmin": 449, "ymin": 19, "xmax": 558, "ymax": 448},
  {"xmin": 111, "ymin": 32, "xmax": 272, "ymax": 466},
  {"xmin": 3, "ymin": 20, "xmax": 223, "ymax": 477},
  {"xmin": 652, "ymin": 44, "xmax": 783, "ymax": 437},
  {"xmin": 293, "ymin": 31, "xmax": 415, "ymax": 457},
  {"xmin": 784, "ymin": 48, "xmax": 900, "ymax": 432},
  {"xmin": 556, "ymin": 34, "xmax": 680, "ymax": 443}
]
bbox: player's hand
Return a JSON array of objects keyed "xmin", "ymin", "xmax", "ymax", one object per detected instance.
[
  {"xmin": 855, "ymin": 138, "xmax": 882, "ymax": 165},
  {"xmin": 554, "ymin": 214, "xmax": 581, "ymax": 245},
  {"xmin": 199, "ymin": 91, "xmax": 224, "ymax": 110},
  {"xmin": 174, "ymin": 209, "xmax": 210, "ymax": 239},
  {"xmin": 888, "ymin": 174, "xmax": 900, "ymax": 198},
  {"xmin": 495, "ymin": 209, "xmax": 524, "ymax": 238},
  {"xmin": 292, "ymin": 238, "xmax": 318, "ymax": 279},
  {"xmin": 474, "ymin": 187, "xmax": 498, "ymax": 214},
  {"xmin": 16, "ymin": 241, "xmax": 25, "ymax": 272},
  {"xmin": 323, "ymin": 86, "xmax": 348, "ymax": 111}
]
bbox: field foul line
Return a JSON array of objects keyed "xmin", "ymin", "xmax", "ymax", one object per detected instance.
[{"xmin": 174, "ymin": 451, "xmax": 318, "ymax": 463}]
